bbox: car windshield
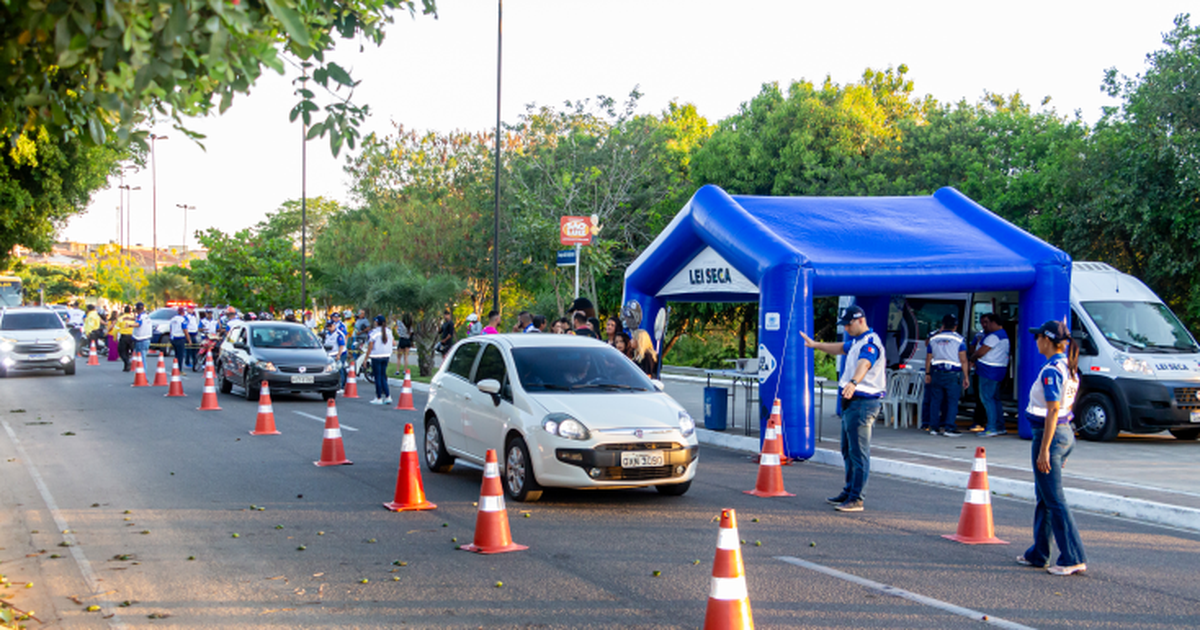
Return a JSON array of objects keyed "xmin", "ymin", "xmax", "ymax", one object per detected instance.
[
  {"xmin": 511, "ymin": 346, "xmax": 655, "ymax": 392},
  {"xmin": 1082, "ymin": 301, "xmax": 1200, "ymax": 354},
  {"xmin": 149, "ymin": 308, "xmax": 176, "ymax": 320},
  {"xmin": 1, "ymin": 312, "xmax": 65, "ymax": 331},
  {"xmin": 250, "ymin": 325, "xmax": 322, "ymax": 349}
]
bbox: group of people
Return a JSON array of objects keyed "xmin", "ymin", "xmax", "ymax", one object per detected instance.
[
  {"xmin": 803, "ymin": 306, "xmax": 1087, "ymax": 576},
  {"xmin": 920, "ymin": 311, "xmax": 1010, "ymax": 438}
]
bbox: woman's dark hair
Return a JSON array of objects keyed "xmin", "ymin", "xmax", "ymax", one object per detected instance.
[{"xmin": 1066, "ymin": 338, "xmax": 1079, "ymax": 377}]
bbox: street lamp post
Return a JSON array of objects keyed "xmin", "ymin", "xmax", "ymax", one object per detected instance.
[
  {"xmin": 150, "ymin": 133, "xmax": 168, "ymax": 273},
  {"xmin": 116, "ymin": 165, "xmax": 138, "ymax": 253},
  {"xmin": 118, "ymin": 184, "xmax": 141, "ymax": 254},
  {"xmin": 175, "ymin": 204, "xmax": 196, "ymax": 255},
  {"xmin": 492, "ymin": 0, "xmax": 502, "ymax": 314}
]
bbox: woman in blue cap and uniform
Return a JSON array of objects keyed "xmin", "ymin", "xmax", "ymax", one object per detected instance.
[{"xmin": 1018, "ymin": 320, "xmax": 1087, "ymax": 576}]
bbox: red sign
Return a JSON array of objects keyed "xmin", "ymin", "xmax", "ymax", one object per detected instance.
[{"xmin": 560, "ymin": 216, "xmax": 593, "ymax": 245}]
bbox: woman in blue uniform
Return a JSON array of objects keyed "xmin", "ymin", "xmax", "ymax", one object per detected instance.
[{"xmin": 1018, "ymin": 320, "xmax": 1087, "ymax": 576}]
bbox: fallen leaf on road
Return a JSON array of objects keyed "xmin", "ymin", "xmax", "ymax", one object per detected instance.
[{"xmin": 266, "ymin": 576, "xmax": 286, "ymax": 581}]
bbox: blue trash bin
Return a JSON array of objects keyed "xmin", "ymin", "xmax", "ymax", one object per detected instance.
[{"xmin": 704, "ymin": 386, "xmax": 728, "ymax": 431}]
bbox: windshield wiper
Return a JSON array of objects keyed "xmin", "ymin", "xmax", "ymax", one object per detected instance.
[
  {"xmin": 526, "ymin": 383, "xmax": 571, "ymax": 391},
  {"xmin": 568, "ymin": 382, "xmax": 639, "ymax": 391}
]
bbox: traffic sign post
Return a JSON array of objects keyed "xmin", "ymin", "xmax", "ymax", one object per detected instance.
[
  {"xmin": 560, "ymin": 216, "xmax": 593, "ymax": 299},
  {"xmin": 556, "ymin": 249, "xmax": 577, "ymax": 266}
]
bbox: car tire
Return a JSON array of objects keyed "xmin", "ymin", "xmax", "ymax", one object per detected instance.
[
  {"xmin": 423, "ymin": 415, "xmax": 455, "ymax": 473},
  {"xmin": 1169, "ymin": 427, "xmax": 1200, "ymax": 440},
  {"xmin": 0, "ymin": 366, "xmax": 7, "ymax": 378},
  {"xmin": 321, "ymin": 390, "xmax": 337, "ymax": 401},
  {"xmin": 63, "ymin": 361, "xmax": 76, "ymax": 376},
  {"xmin": 1076, "ymin": 392, "xmax": 1119, "ymax": 442},
  {"xmin": 503, "ymin": 436, "xmax": 542, "ymax": 503},
  {"xmin": 218, "ymin": 364, "xmax": 233, "ymax": 394},
  {"xmin": 655, "ymin": 480, "xmax": 692, "ymax": 496},
  {"xmin": 244, "ymin": 373, "xmax": 260, "ymax": 401}
]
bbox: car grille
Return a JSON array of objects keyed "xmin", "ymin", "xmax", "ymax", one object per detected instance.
[
  {"xmin": 598, "ymin": 465, "xmax": 676, "ymax": 481},
  {"xmin": 1174, "ymin": 387, "xmax": 1200, "ymax": 410},
  {"xmin": 15, "ymin": 342, "xmax": 60, "ymax": 354},
  {"xmin": 278, "ymin": 365, "xmax": 328, "ymax": 374},
  {"xmin": 597, "ymin": 442, "xmax": 680, "ymax": 451}
]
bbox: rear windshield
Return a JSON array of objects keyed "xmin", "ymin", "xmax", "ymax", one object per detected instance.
[
  {"xmin": 511, "ymin": 345, "xmax": 655, "ymax": 392},
  {"xmin": 250, "ymin": 325, "xmax": 322, "ymax": 349},
  {"xmin": 1, "ymin": 312, "xmax": 66, "ymax": 331}
]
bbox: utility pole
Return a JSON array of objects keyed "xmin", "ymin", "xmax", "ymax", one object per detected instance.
[
  {"xmin": 150, "ymin": 134, "xmax": 168, "ymax": 274},
  {"xmin": 491, "ymin": 0, "xmax": 502, "ymax": 314}
]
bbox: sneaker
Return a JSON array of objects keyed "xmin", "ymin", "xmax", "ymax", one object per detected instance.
[
  {"xmin": 979, "ymin": 430, "xmax": 1004, "ymax": 438},
  {"xmin": 968, "ymin": 425, "xmax": 986, "ymax": 432},
  {"xmin": 930, "ymin": 429, "xmax": 943, "ymax": 437},
  {"xmin": 368, "ymin": 398, "xmax": 384, "ymax": 405},
  {"xmin": 383, "ymin": 397, "xmax": 393, "ymax": 405},
  {"xmin": 920, "ymin": 425, "xmax": 931, "ymax": 432},
  {"xmin": 834, "ymin": 499, "xmax": 864, "ymax": 512},
  {"xmin": 825, "ymin": 493, "xmax": 849, "ymax": 505},
  {"xmin": 1047, "ymin": 563, "xmax": 1086, "ymax": 576},
  {"xmin": 1016, "ymin": 555, "xmax": 1039, "ymax": 567},
  {"xmin": 942, "ymin": 430, "xmax": 963, "ymax": 437}
]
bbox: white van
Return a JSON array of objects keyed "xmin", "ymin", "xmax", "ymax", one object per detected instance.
[{"xmin": 866, "ymin": 262, "xmax": 1200, "ymax": 441}]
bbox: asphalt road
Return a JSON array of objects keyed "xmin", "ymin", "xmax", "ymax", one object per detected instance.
[{"xmin": 2, "ymin": 361, "xmax": 1199, "ymax": 629}]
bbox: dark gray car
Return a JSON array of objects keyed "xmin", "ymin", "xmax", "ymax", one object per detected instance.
[{"xmin": 216, "ymin": 321, "xmax": 338, "ymax": 401}]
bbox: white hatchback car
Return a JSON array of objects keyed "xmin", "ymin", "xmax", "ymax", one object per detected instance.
[{"xmin": 423, "ymin": 334, "xmax": 699, "ymax": 501}]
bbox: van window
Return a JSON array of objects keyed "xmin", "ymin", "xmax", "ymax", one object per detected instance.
[
  {"xmin": 1081, "ymin": 301, "xmax": 1199, "ymax": 354},
  {"xmin": 1071, "ymin": 310, "xmax": 1099, "ymax": 356}
]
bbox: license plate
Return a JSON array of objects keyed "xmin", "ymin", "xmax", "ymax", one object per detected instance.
[
  {"xmin": 28, "ymin": 354, "xmax": 46, "ymax": 359},
  {"xmin": 291, "ymin": 375, "xmax": 314, "ymax": 384},
  {"xmin": 1191, "ymin": 411, "xmax": 1200, "ymax": 424},
  {"xmin": 621, "ymin": 451, "xmax": 664, "ymax": 468}
]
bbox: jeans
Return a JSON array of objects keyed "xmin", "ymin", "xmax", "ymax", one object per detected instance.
[
  {"xmin": 371, "ymin": 357, "xmax": 391, "ymax": 399},
  {"xmin": 171, "ymin": 337, "xmax": 187, "ymax": 368},
  {"xmin": 185, "ymin": 333, "xmax": 199, "ymax": 368},
  {"xmin": 927, "ymin": 370, "xmax": 962, "ymax": 432},
  {"xmin": 840, "ymin": 397, "xmax": 881, "ymax": 501},
  {"xmin": 1025, "ymin": 425, "xmax": 1087, "ymax": 567},
  {"xmin": 133, "ymin": 338, "xmax": 150, "ymax": 360},
  {"xmin": 979, "ymin": 375, "xmax": 1004, "ymax": 433}
]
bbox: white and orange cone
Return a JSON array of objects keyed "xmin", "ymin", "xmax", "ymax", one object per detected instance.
[
  {"xmin": 943, "ymin": 447, "xmax": 1008, "ymax": 545},
  {"xmin": 250, "ymin": 381, "xmax": 281, "ymax": 436},
  {"xmin": 314, "ymin": 399, "xmax": 352, "ymax": 466},
  {"xmin": 393, "ymin": 369, "xmax": 416, "ymax": 410},
  {"xmin": 197, "ymin": 367, "xmax": 221, "ymax": 411},
  {"xmin": 384, "ymin": 424, "xmax": 436, "ymax": 511},
  {"xmin": 151, "ymin": 353, "xmax": 169, "ymax": 386},
  {"xmin": 87, "ymin": 341, "xmax": 99, "ymax": 366},
  {"xmin": 343, "ymin": 361, "xmax": 359, "ymax": 398},
  {"xmin": 744, "ymin": 412, "xmax": 794, "ymax": 498},
  {"xmin": 703, "ymin": 508, "xmax": 754, "ymax": 629},
  {"xmin": 165, "ymin": 359, "xmax": 187, "ymax": 397},
  {"xmin": 459, "ymin": 449, "xmax": 526, "ymax": 554},
  {"xmin": 131, "ymin": 352, "xmax": 150, "ymax": 387}
]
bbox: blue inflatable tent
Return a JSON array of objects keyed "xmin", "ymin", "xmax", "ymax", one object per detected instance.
[{"xmin": 622, "ymin": 184, "xmax": 1071, "ymax": 459}]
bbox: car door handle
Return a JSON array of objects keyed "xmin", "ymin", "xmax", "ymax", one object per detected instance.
[{"xmin": 464, "ymin": 394, "xmax": 472, "ymax": 401}]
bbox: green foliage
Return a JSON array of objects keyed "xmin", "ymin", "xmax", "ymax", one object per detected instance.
[
  {"xmin": 87, "ymin": 244, "xmax": 147, "ymax": 304},
  {"xmin": 12, "ymin": 262, "xmax": 93, "ymax": 303},
  {"xmin": 1, "ymin": 0, "xmax": 437, "ymax": 155},
  {"xmin": 189, "ymin": 227, "xmax": 303, "ymax": 311},
  {"xmin": 144, "ymin": 265, "xmax": 194, "ymax": 306},
  {"xmin": 254, "ymin": 196, "xmax": 343, "ymax": 248}
]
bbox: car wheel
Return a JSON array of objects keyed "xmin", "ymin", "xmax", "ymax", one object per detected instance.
[
  {"xmin": 63, "ymin": 361, "xmax": 76, "ymax": 376},
  {"xmin": 423, "ymin": 415, "xmax": 455, "ymax": 473},
  {"xmin": 504, "ymin": 436, "xmax": 542, "ymax": 503},
  {"xmin": 655, "ymin": 480, "xmax": 692, "ymax": 496},
  {"xmin": 1076, "ymin": 393, "xmax": 1118, "ymax": 442},
  {"xmin": 321, "ymin": 390, "xmax": 337, "ymax": 401},
  {"xmin": 244, "ymin": 373, "xmax": 260, "ymax": 401},
  {"xmin": 1169, "ymin": 427, "xmax": 1200, "ymax": 440},
  {"xmin": 0, "ymin": 366, "xmax": 6, "ymax": 378},
  {"xmin": 218, "ymin": 364, "xmax": 233, "ymax": 394}
]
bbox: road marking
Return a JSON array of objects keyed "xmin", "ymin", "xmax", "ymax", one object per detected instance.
[
  {"xmin": 294, "ymin": 411, "xmax": 358, "ymax": 431},
  {"xmin": 775, "ymin": 556, "xmax": 1036, "ymax": 630},
  {"xmin": 1, "ymin": 419, "xmax": 129, "ymax": 629}
]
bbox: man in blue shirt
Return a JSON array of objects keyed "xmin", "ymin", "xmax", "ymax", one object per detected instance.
[
  {"xmin": 801, "ymin": 305, "xmax": 886, "ymax": 513},
  {"xmin": 972, "ymin": 313, "xmax": 1011, "ymax": 437},
  {"xmin": 925, "ymin": 314, "xmax": 970, "ymax": 436}
]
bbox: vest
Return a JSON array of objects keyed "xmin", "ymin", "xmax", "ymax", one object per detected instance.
[
  {"xmin": 928, "ymin": 330, "xmax": 965, "ymax": 371},
  {"xmin": 840, "ymin": 330, "xmax": 886, "ymax": 397},
  {"xmin": 1026, "ymin": 356, "xmax": 1079, "ymax": 425}
]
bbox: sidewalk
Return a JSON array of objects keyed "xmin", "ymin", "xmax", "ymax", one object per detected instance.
[{"xmin": 660, "ymin": 373, "xmax": 1200, "ymax": 533}]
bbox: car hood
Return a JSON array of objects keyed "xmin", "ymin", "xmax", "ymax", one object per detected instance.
[
  {"xmin": 2, "ymin": 329, "xmax": 70, "ymax": 341},
  {"xmin": 252, "ymin": 346, "xmax": 331, "ymax": 365},
  {"xmin": 528, "ymin": 391, "xmax": 684, "ymax": 430}
]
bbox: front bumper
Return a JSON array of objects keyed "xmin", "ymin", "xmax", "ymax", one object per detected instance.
[
  {"xmin": 1, "ymin": 349, "xmax": 74, "ymax": 371},
  {"xmin": 553, "ymin": 442, "xmax": 699, "ymax": 483},
  {"xmin": 257, "ymin": 369, "xmax": 340, "ymax": 392},
  {"xmin": 1111, "ymin": 377, "xmax": 1200, "ymax": 432}
]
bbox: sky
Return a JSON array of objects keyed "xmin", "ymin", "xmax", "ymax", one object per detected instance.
[{"xmin": 62, "ymin": 0, "xmax": 1190, "ymax": 251}]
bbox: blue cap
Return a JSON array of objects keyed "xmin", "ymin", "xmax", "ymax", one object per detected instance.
[
  {"xmin": 1029, "ymin": 320, "xmax": 1070, "ymax": 342},
  {"xmin": 838, "ymin": 305, "xmax": 866, "ymax": 326}
]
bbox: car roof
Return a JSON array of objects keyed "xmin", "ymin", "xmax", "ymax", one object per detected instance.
[
  {"xmin": 242, "ymin": 321, "xmax": 310, "ymax": 329},
  {"xmin": 467, "ymin": 333, "xmax": 611, "ymax": 350}
]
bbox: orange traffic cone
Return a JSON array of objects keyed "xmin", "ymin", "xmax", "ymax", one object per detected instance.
[
  {"xmin": 151, "ymin": 353, "xmax": 169, "ymax": 386},
  {"xmin": 384, "ymin": 424, "xmax": 436, "ymax": 511},
  {"xmin": 393, "ymin": 369, "xmax": 415, "ymax": 410},
  {"xmin": 343, "ymin": 360, "xmax": 359, "ymax": 398},
  {"xmin": 131, "ymin": 352, "xmax": 150, "ymax": 387},
  {"xmin": 165, "ymin": 359, "xmax": 187, "ymax": 397},
  {"xmin": 744, "ymin": 413, "xmax": 794, "ymax": 497},
  {"xmin": 459, "ymin": 449, "xmax": 526, "ymax": 554},
  {"xmin": 314, "ymin": 399, "xmax": 352, "ymax": 466},
  {"xmin": 197, "ymin": 367, "xmax": 222, "ymax": 411},
  {"xmin": 703, "ymin": 508, "xmax": 754, "ymax": 630},
  {"xmin": 943, "ymin": 447, "xmax": 1008, "ymax": 545},
  {"xmin": 87, "ymin": 341, "xmax": 99, "ymax": 366},
  {"xmin": 754, "ymin": 399, "xmax": 793, "ymax": 465},
  {"xmin": 250, "ymin": 381, "xmax": 281, "ymax": 436}
]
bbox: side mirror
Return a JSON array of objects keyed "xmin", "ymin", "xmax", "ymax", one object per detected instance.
[
  {"xmin": 234, "ymin": 341, "xmax": 247, "ymax": 350},
  {"xmin": 651, "ymin": 379, "xmax": 665, "ymax": 392},
  {"xmin": 477, "ymin": 378, "xmax": 502, "ymax": 406}
]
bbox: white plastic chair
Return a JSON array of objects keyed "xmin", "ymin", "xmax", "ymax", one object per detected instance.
[
  {"xmin": 901, "ymin": 371, "xmax": 925, "ymax": 428},
  {"xmin": 882, "ymin": 369, "xmax": 906, "ymax": 428}
]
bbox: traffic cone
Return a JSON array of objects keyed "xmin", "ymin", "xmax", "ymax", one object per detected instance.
[
  {"xmin": 86, "ymin": 341, "xmax": 99, "ymax": 365},
  {"xmin": 384, "ymin": 423, "xmax": 436, "ymax": 511},
  {"xmin": 250, "ymin": 381, "xmax": 281, "ymax": 436},
  {"xmin": 754, "ymin": 399, "xmax": 792, "ymax": 465},
  {"xmin": 151, "ymin": 353, "xmax": 169, "ymax": 386},
  {"xmin": 165, "ymin": 359, "xmax": 186, "ymax": 397},
  {"xmin": 197, "ymin": 367, "xmax": 221, "ymax": 411},
  {"xmin": 459, "ymin": 449, "xmax": 526, "ymax": 554},
  {"xmin": 744, "ymin": 413, "xmax": 794, "ymax": 497},
  {"xmin": 131, "ymin": 352, "xmax": 150, "ymax": 387},
  {"xmin": 343, "ymin": 360, "xmax": 359, "ymax": 398},
  {"xmin": 703, "ymin": 508, "xmax": 754, "ymax": 630},
  {"xmin": 314, "ymin": 399, "xmax": 352, "ymax": 466},
  {"xmin": 943, "ymin": 447, "xmax": 1008, "ymax": 545},
  {"xmin": 393, "ymin": 369, "xmax": 415, "ymax": 410}
]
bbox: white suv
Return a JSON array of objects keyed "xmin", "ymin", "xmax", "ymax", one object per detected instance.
[{"xmin": 0, "ymin": 307, "xmax": 77, "ymax": 377}]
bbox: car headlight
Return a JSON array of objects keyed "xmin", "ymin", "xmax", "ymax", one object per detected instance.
[
  {"xmin": 0, "ymin": 339, "xmax": 13, "ymax": 353},
  {"xmin": 678, "ymin": 411, "xmax": 696, "ymax": 437},
  {"xmin": 323, "ymin": 361, "xmax": 337, "ymax": 373},
  {"xmin": 542, "ymin": 413, "xmax": 590, "ymax": 440},
  {"xmin": 1115, "ymin": 353, "xmax": 1154, "ymax": 375},
  {"xmin": 256, "ymin": 360, "xmax": 278, "ymax": 372},
  {"xmin": 57, "ymin": 336, "xmax": 74, "ymax": 351}
]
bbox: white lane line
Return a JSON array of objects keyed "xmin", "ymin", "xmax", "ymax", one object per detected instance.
[
  {"xmin": 293, "ymin": 411, "xmax": 358, "ymax": 431},
  {"xmin": 1, "ymin": 419, "xmax": 129, "ymax": 629},
  {"xmin": 775, "ymin": 556, "xmax": 1036, "ymax": 630}
]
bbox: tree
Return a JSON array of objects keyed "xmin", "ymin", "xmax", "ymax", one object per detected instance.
[
  {"xmin": 1, "ymin": 0, "xmax": 436, "ymax": 155},
  {"xmin": 254, "ymin": 196, "xmax": 343, "ymax": 248},
  {"xmin": 189, "ymin": 228, "xmax": 304, "ymax": 311},
  {"xmin": 87, "ymin": 244, "xmax": 147, "ymax": 305},
  {"xmin": 144, "ymin": 266, "xmax": 195, "ymax": 306},
  {"xmin": 12, "ymin": 262, "xmax": 93, "ymax": 304}
]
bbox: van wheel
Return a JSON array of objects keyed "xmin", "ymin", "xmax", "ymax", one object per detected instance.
[
  {"xmin": 1076, "ymin": 393, "xmax": 1118, "ymax": 441},
  {"xmin": 1168, "ymin": 427, "xmax": 1200, "ymax": 440},
  {"xmin": 504, "ymin": 436, "xmax": 542, "ymax": 502}
]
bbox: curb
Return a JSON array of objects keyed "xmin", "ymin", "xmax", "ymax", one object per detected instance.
[{"xmin": 696, "ymin": 428, "xmax": 1200, "ymax": 533}]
